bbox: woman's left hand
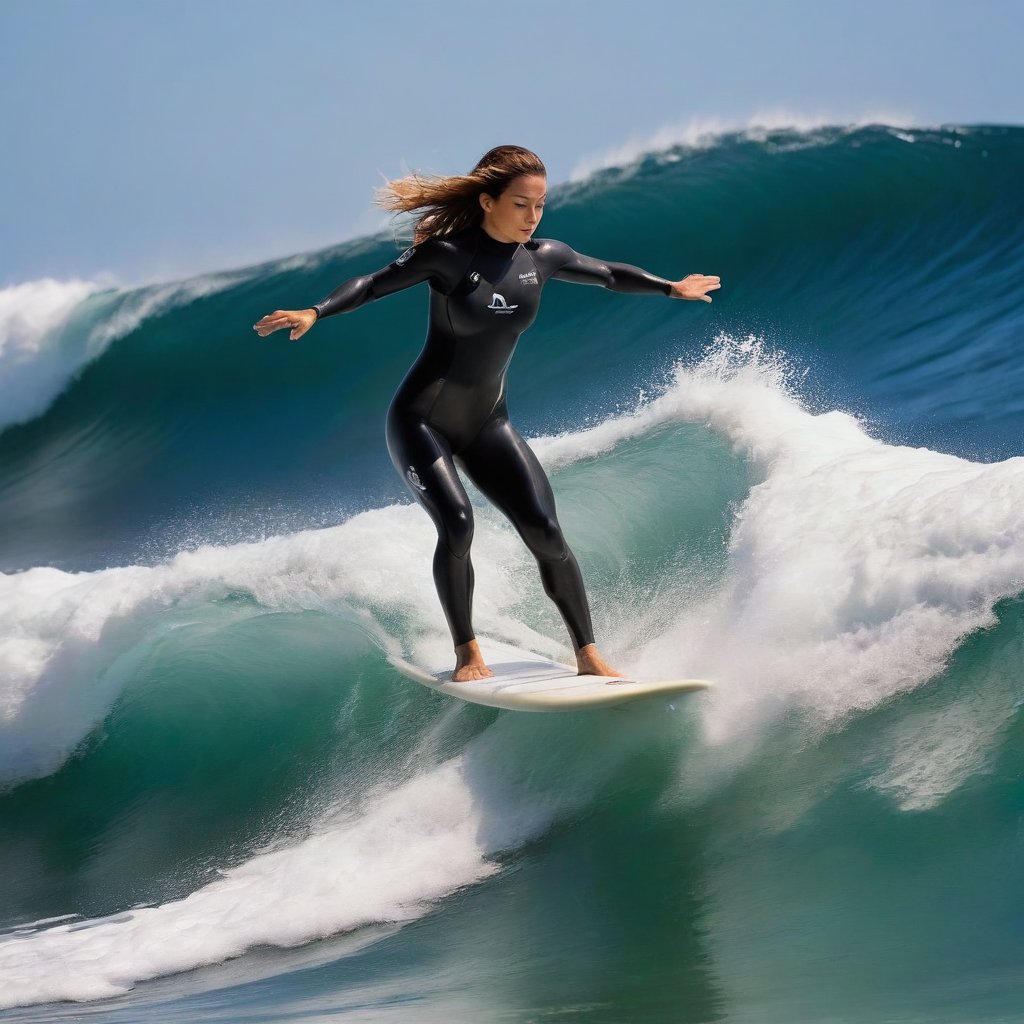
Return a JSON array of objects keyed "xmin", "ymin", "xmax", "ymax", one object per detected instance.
[{"xmin": 670, "ymin": 274, "xmax": 721, "ymax": 302}]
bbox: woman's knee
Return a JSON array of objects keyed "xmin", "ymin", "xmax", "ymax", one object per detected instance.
[
  {"xmin": 521, "ymin": 515, "xmax": 567, "ymax": 562},
  {"xmin": 437, "ymin": 501, "xmax": 474, "ymax": 558}
]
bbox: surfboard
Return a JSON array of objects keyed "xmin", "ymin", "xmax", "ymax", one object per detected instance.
[{"xmin": 388, "ymin": 637, "xmax": 711, "ymax": 712}]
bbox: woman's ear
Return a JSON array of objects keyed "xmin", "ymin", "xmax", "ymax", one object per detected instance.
[{"xmin": 479, "ymin": 192, "xmax": 493, "ymax": 214}]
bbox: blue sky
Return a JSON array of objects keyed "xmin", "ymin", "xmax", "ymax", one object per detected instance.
[{"xmin": 2, "ymin": 0, "xmax": 1020, "ymax": 287}]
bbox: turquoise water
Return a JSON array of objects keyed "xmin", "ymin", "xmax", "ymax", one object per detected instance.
[{"xmin": 2, "ymin": 123, "xmax": 1024, "ymax": 1022}]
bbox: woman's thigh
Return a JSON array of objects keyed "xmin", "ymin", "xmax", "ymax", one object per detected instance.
[
  {"xmin": 386, "ymin": 409, "xmax": 475, "ymax": 555},
  {"xmin": 458, "ymin": 417, "xmax": 566, "ymax": 556}
]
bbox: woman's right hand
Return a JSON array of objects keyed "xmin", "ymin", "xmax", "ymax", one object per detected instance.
[{"xmin": 252, "ymin": 308, "xmax": 318, "ymax": 341}]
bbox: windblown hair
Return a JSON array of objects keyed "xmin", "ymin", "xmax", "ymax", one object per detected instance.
[{"xmin": 376, "ymin": 145, "xmax": 547, "ymax": 245}]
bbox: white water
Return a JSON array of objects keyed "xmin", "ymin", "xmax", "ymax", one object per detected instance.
[
  {"xmin": 0, "ymin": 758, "xmax": 505, "ymax": 1007},
  {"xmin": 4, "ymin": 335, "xmax": 1024, "ymax": 1006},
  {"xmin": 533, "ymin": 336, "xmax": 1024, "ymax": 736}
]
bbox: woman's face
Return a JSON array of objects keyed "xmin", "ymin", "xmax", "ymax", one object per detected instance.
[{"xmin": 479, "ymin": 174, "xmax": 546, "ymax": 243}]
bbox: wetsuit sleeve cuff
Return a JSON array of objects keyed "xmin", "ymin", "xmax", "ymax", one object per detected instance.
[{"xmin": 605, "ymin": 262, "xmax": 675, "ymax": 296}]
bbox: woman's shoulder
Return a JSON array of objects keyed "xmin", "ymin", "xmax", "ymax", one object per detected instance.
[
  {"xmin": 405, "ymin": 230, "xmax": 478, "ymax": 264},
  {"xmin": 527, "ymin": 236, "xmax": 570, "ymax": 251},
  {"xmin": 525, "ymin": 237, "xmax": 576, "ymax": 268},
  {"xmin": 384, "ymin": 233, "xmax": 466, "ymax": 271}
]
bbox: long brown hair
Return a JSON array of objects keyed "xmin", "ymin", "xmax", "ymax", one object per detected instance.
[{"xmin": 376, "ymin": 145, "xmax": 547, "ymax": 245}]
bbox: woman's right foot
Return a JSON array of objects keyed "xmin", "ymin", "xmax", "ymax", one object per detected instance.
[
  {"xmin": 452, "ymin": 639, "xmax": 495, "ymax": 682},
  {"xmin": 576, "ymin": 643, "xmax": 623, "ymax": 677}
]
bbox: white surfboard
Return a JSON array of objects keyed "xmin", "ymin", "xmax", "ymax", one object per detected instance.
[{"xmin": 388, "ymin": 637, "xmax": 711, "ymax": 712}]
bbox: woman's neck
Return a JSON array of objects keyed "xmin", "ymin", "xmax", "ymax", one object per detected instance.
[{"xmin": 477, "ymin": 221, "xmax": 520, "ymax": 247}]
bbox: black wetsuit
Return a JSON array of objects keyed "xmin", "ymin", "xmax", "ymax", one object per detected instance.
[{"xmin": 313, "ymin": 224, "xmax": 674, "ymax": 649}]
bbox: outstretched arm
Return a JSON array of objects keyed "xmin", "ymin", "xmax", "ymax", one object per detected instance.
[
  {"xmin": 310, "ymin": 242, "xmax": 444, "ymax": 319},
  {"xmin": 546, "ymin": 241, "xmax": 720, "ymax": 302},
  {"xmin": 253, "ymin": 242, "xmax": 446, "ymax": 340}
]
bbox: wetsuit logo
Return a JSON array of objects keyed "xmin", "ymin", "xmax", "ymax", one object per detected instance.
[
  {"xmin": 406, "ymin": 465, "xmax": 427, "ymax": 492},
  {"xmin": 395, "ymin": 247, "xmax": 415, "ymax": 266},
  {"xmin": 487, "ymin": 292, "xmax": 518, "ymax": 314}
]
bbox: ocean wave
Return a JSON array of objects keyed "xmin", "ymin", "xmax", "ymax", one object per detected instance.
[
  {"xmin": 0, "ymin": 266, "xmax": 277, "ymax": 435},
  {"xmin": 568, "ymin": 110, "xmax": 919, "ymax": 181},
  {"xmin": 4, "ymin": 334, "xmax": 1024, "ymax": 1006},
  {"xmin": 5, "ymin": 334, "xmax": 1023, "ymax": 795}
]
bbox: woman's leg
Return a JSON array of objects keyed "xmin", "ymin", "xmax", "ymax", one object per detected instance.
[
  {"xmin": 459, "ymin": 417, "xmax": 620, "ymax": 674},
  {"xmin": 386, "ymin": 412, "xmax": 480, "ymax": 650}
]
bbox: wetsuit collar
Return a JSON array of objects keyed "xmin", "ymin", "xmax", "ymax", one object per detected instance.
[{"xmin": 474, "ymin": 223, "xmax": 521, "ymax": 252}]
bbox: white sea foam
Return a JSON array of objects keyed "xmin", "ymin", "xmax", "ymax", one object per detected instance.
[
  {"xmin": 0, "ymin": 759, "xmax": 501, "ymax": 1006},
  {"xmin": 672, "ymin": 340, "xmax": 1024, "ymax": 742}
]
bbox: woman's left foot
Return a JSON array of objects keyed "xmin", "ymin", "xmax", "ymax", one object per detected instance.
[{"xmin": 576, "ymin": 643, "xmax": 623, "ymax": 677}]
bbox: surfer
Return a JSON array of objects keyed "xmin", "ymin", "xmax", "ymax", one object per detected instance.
[{"xmin": 253, "ymin": 145, "xmax": 720, "ymax": 682}]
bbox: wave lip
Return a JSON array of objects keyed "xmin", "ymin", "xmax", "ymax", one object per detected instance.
[
  {"xmin": 0, "ymin": 264, "xmax": 277, "ymax": 435},
  {"xmin": 654, "ymin": 339, "xmax": 1024, "ymax": 768},
  {"xmin": 0, "ymin": 278, "xmax": 106, "ymax": 428},
  {"xmin": 569, "ymin": 110, "xmax": 919, "ymax": 180}
]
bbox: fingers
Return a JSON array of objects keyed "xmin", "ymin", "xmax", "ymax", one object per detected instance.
[
  {"xmin": 253, "ymin": 313, "xmax": 285, "ymax": 335},
  {"xmin": 253, "ymin": 312, "xmax": 292, "ymax": 330},
  {"xmin": 253, "ymin": 309, "xmax": 309, "ymax": 337}
]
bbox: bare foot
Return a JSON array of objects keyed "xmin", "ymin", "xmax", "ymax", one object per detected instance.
[
  {"xmin": 576, "ymin": 643, "xmax": 623, "ymax": 677},
  {"xmin": 452, "ymin": 639, "xmax": 495, "ymax": 682}
]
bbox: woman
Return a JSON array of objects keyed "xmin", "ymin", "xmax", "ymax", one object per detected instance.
[{"xmin": 254, "ymin": 145, "xmax": 720, "ymax": 682}]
